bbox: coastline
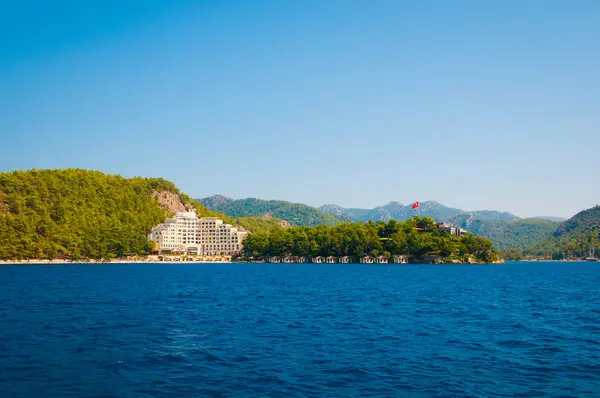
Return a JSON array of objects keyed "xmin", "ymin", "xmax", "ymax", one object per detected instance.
[
  {"xmin": 3, "ymin": 258, "xmax": 593, "ymax": 265},
  {"xmin": 0, "ymin": 259, "xmax": 157, "ymax": 265},
  {"xmin": 0, "ymin": 257, "xmax": 505, "ymax": 265},
  {"xmin": 0, "ymin": 256, "xmax": 232, "ymax": 265}
]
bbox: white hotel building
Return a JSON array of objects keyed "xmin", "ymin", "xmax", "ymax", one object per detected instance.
[{"xmin": 149, "ymin": 212, "xmax": 247, "ymax": 256}]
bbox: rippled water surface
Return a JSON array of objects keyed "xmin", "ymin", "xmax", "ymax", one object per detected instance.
[{"xmin": 1, "ymin": 262, "xmax": 599, "ymax": 397}]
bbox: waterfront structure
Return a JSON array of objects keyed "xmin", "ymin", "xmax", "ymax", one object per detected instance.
[
  {"xmin": 312, "ymin": 256, "xmax": 325, "ymax": 263},
  {"xmin": 360, "ymin": 255, "xmax": 374, "ymax": 264},
  {"xmin": 437, "ymin": 222, "xmax": 468, "ymax": 237},
  {"xmin": 149, "ymin": 212, "xmax": 247, "ymax": 256},
  {"xmin": 282, "ymin": 256, "xmax": 306, "ymax": 263},
  {"xmin": 392, "ymin": 255, "xmax": 408, "ymax": 264},
  {"xmin": 326, "ymin": 256, "xmax": 337, "ymax": 263}
]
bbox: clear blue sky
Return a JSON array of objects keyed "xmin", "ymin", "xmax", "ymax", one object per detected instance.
[{"xmin": 1, "ymin": 0, "xmax": 599, "ymax": 218}]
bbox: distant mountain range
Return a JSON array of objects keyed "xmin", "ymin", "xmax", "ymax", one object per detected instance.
[
  {"xmin": 1, "ymin": 168, "xmax": 591, "ymax": 261},
  {"xmin": 318, "ymin": 201, "xmax": 520, "ymax": 223},
  {"xmin": 317, "ymin": 201, "xmax": 569, "ymax": 250},
  {"xmin": 199, "ymin": 197, "xmax": 523, "ymax": 227},
  {"xmin": 197, "ymin": 195, "xmax": 345, "ymax": 227},
  {"xmin": 198, "ymin": 195, "xmax": 577, "ymax": 251}
]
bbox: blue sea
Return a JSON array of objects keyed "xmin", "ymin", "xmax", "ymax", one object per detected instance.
[{"xmin": 1, "ymin": 262, "xmax": 599, "ymax": 397}]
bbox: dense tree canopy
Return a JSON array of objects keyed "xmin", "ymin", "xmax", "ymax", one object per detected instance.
[
  {"xmin": 554, "ymin": 205, "xmax": 600, "ymax": 237},
  {"xmin": 242, "ymin": 217, "xmax": 500, "ymax": 263},
  {"xmin": 449, "ymin": 216, "xmax": 560, "ymax": 250},
  {"xmin": 0, "ymin": 169, "xmax": 312, "ymax": 260},
  {"xmin": 524, "ymin": 206, "xmax": 600, "ymax": 259},
  {"xmin": 0, "ymin": 169, "xmax": 175, "ymax": 259},
  {"xmin": 525, "ymin": 231, "xmax": 599, "ymax": 259}
]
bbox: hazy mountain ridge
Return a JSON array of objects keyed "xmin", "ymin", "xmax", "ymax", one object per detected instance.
[
  {"xmin": 318, "ymin": 201, "xmax": 560, "ymax": 250},
  {"xmin": 198, "ymin": 195, "xmax": 346, "ymax": 227},
  {"xmin": 319, "ymin": 201, "xmax": 519, "ymax": 223},
  {"xmin": 318, "ymin": 204, "xmax": 372, "ymax": 222},
  {"xmin": 470, "ymin": 210, "xmax": 521, "ymax": 221},
  {"xmin": 534, "ymin": 216, "xmax": 566, "ymax": 222}
]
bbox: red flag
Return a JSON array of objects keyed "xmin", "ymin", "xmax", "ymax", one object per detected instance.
[{"xmin": 412, "ymin": 201, "xmax": 419, "ymax": 209}]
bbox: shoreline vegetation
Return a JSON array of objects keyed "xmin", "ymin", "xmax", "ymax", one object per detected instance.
[
  {"xmin": 4, "ymin": 258, "xmax": 596, "ymax": 266},
  {"xmin": 0, "ymin": 169, "xmax": 280, "ymax": 261},
  {"xmin": 3, "ymin": 256, "xmax": 595, "ymax": 266},
  {"xmin": 241, "ymin": 217, "xmax": 501, "ymax": 264},
  {"xmin": 0, "ymin": 169, "xmax": 501, "ymax": 264},
  {"xmin": 0, "ymin": 257, "xmax": 501, "ymax": 265},
  {"xmin": 0, "ymin": 256, "xmax": 230, "ymax": 265},
  {"xmin": 2, "ymin": 169, "xmax": 596, "ymax": 264}
]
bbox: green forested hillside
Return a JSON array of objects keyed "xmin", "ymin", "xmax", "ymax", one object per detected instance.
[
  {"xmin": 554, "ymin": 206, "xmax": 600, "ymax": 237},
  {"xmin": 0, "ymin": 169, "xmax": 175, "ymax": 259},
  {"xmin": 198, "ymin": 195, "xmax": 345, "ymax": 226},
  {"xmin": 242, "ymin": 217, "xmax": 500, "ymax": 263},
  {"xmin": 451, "ymin": 216, "xmax": 560, "ymax": 250},
  {"xmin": 0, "ymin": 169, "xmax": 283, "ymax": 260},
  {"xmin": 4, "ymin": 169, "xmax": 588, "ymax": 262},
  {"xmin": 525, "ymin": 206, "xmax": 600, "ymax": 259}
]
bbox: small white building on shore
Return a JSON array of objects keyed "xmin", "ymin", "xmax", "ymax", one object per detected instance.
[{"xmin": 360, "ymin": 255, "xmax": 374, "ymax": 264}]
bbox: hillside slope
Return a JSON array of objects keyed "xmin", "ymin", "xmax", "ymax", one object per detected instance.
[
  {"xmin": 449, "ymin": 216, "xmax": 560, "ymax": 250},
  {"xmin": 554, "ymin": 205, "xmax": 600, "ymax": 237},
  {"xmin": 198, "ymin": 195, "xmax": 345, "ymax": 227},
  {"xmin": 526, "ymin": 206, "xmax": 600, "ymax": 259},
  {"xmin": 0, "ymin": 169, "xmax": 284, "ymax": 260},
  {"xmin": 0, "ymin": 169, "xmax": 176, "ymax": 259}
]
